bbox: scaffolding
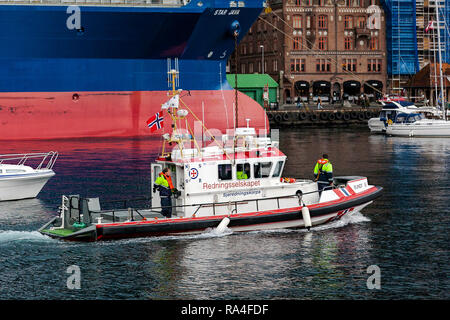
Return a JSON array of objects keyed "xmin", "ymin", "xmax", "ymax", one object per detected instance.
[
  {"xmin": 382, "ymin": 0, "xmax": 448, "ymax": 95},
  {"xmin": 381, "ymin": 0, "xmax": 420, "ymax": 93}
]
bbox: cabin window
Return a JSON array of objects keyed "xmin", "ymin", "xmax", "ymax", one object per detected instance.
[
  {"xmin": 218, "ymin": 164, "xmax": 232, "ymax": 180},
  {"xmin": 236, "ymin": 163, "xmax": 250, "ymax": 180},
  {"xmin": 254, "ymin": 162, "xmax": 273, "ymax": 178},
  {"xmin": 272, "ymin": 161, "xmax": 284, "ymax": 177},
  {"xmin": 5, "ymin": 169, "xmax": 26, "ymax": 173}
]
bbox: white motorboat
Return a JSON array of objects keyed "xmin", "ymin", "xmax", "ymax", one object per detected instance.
[
  {"xmin": 0, "ymin": 152, "xmax": 58, "ymax": 201},
  {"xmin": 368, "ymin": 100, "xmax": 440, "ymax": 133},
  {"xmin": 386, "ymin": 113, "xmax": 450, "ymax": 137}
]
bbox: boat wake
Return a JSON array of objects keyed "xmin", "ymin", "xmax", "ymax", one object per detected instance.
[
  {"xmin": 247, "ymin": 211, "xmax": 371, "ymax": 235},
  {"xmin": 0, "ymin": 230, "xmax": 53, "ymax": 244},
  {"xmin": 100, "ymin": 226, "xmax": 234, "ymax": 245}
]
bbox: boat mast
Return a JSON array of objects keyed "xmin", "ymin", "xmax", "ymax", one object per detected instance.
[{"xmin": 435, "ymin": 2, "xmax": 447, "ymax": 120}]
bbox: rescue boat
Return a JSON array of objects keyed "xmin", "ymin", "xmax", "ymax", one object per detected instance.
[{"xmin": 38, "ymin": 67, "xmax": 382, "ymax": 241}]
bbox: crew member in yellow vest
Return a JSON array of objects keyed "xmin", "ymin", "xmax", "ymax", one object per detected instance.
[
  {"xmin": 314, "ymin": 154, "xmax": 333, "ymax": 192},
  {"xmin": 236, "ymin": 164, "xmax": 248, "ymax": 180},
  {"xmin": 153, "ymin": 167, "xmax": 174, "ymax": 218}
]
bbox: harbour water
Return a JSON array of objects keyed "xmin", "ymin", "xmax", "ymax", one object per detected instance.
[{"xmin": 0, "ymin": 127, "xmax": 448, "ymax": 300}]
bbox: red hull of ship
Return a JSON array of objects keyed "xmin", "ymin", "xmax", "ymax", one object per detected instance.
[{"xmin": 0, "ymin": 90, "xmax": 269, "ymax": 140}]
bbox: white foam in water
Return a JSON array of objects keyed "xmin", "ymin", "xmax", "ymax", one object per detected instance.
[
  {"xmin": 101, "ymin": 225, "xmax": 234, "ymax": 245},
  {"xmin": 0, "ymin": 230, "xmax": 53, "ymax": 243},
  {"xmin": 247, "ymin": 211, "xmax": 371, "ymax": 235}
]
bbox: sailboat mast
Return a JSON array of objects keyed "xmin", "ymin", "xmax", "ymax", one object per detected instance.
[{"xmin": 435, "ymin": 1, "xmax": 447, "ymax": 120}]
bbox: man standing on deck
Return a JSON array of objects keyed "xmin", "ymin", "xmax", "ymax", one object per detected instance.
[
  {"xmin": 154, "ymin": 167, "xmax": 174, "ymax": 218},
  {"xmin": 314, "ymin": 154, "xmax": 333, "ymax": 192}
]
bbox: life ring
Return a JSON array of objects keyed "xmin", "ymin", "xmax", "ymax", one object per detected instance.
[
  {"xmin": 299, "ymin": 112, "xmax": 307, "ymax": 120},
  {"xmin": 328, "ymin": 112, "xmax": 336, "ymax": 121},
  {"xmin": 364, "ymin": 111, "xmax": 371, "ymax": 119},
  {"xmin": 282, "ymin": 112, "xmax": 290, "ymax": 121},
  {"xmin": 280, "ymin": 177, "xmax": 296, "ymax": 183},
  {"xmin": 267, "ymin": 112, "xmax": 274, "ymax": 121},
  {"xmin": 358, "ymin": 112, "xmax": 365, "ymax": 121},
  {"xmin": 350, "ymin": 111, "xmax": 358, "ymax": 119},
  {"xmin": 310, "ymin": 113, "xmax": 319, "ymax": 121},
  {"xmin": 343, "ymin": 112, "xmax": 351, "ymax": 121},
  {"xmin": 320, "ymin": 112, "xmax": 328, "ymax": 120},
  {"xmin": 274, "ymin": 114, "xmax": 283, "ymax": 123},
  {"xmin": 335, "ymin": 112, "xmax": 343, "ymax": 120}
]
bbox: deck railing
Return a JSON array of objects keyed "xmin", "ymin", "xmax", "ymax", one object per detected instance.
[
  {"xmin": 87, "ymin": 187, "xmax": 327, "ymax": 222},
  {"xmin": 0, "ymin": 151, "xmax": 58, "ymax": 170},
  {"xmin": 0, "ymin": 0, "xmax": 186, "ymax": 6}
]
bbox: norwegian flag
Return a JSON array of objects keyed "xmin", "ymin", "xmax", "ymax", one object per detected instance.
[
  {"xmin": 425, "ymin": 20, "xmax": 434, "ymax": 33},
  {"xmin": 146, "ymin": 112, "xmax": 164, "ymax": 133}
]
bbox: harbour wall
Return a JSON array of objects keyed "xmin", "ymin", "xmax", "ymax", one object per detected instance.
[{"xmin": 267, "ymin": 107, "xmax": 381, "ymax": 127}]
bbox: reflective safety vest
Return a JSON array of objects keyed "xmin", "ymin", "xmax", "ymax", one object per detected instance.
[
  {"xmin": 236, "ymin": 170, "xmax": 248, "ymax": 180},
  {"xmin": 155, "ymin": 172, "xmax": 174, "ymax": 196},
  {"xmin": 314, "ymin": 158, "xmax": 333, "ymax": 182}
]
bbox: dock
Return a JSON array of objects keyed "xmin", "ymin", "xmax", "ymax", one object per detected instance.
[{"xmin": 266, "ymin": 106, "xmax": 381, "ymax": 127}]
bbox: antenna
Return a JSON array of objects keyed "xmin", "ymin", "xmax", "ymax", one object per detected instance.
[{"xmin": 167, "ymin": 58, "xmax": 180, "ymax": 92}]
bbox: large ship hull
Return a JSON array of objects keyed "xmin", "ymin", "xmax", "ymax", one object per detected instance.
[{"xmin": 0, "ymin": 1, "xmax": 266, "ymax": 140}]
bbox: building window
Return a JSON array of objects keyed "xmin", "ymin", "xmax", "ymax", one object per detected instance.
[
  {"xmin": 293, "ymin": 15, "xmax": 302, "ymax": 29},
  {"xmin": 357, "ymin": 17, "xmax": 366, "ymax": 28},
  {"xmin": 344, "ymin": 16, "xmax": 353, "ymax": 29},
  {"xmin": 306, "ymin": 16, "xmax": 312, "ymax": 29},
  {"xmin": 241, "ymin": 44, "xmax": 246, "ymax": 55},
  {"xmin": 368, "ymin": 59, "xmax": 382, "ymax": 72},
  {"xmin": 258, "ymin": 61, "xmax": 261, "ymax": 73},
  {"xmin": 343, "ymin": 59, "xmax": 357, "ymax": 72},
  {"xmin": 291, "ymin": 59, "xmax": 306, "ymax": 72},
  {"xmin": 241, "ymin": 63, "xmax": 246, "ymax": 74},
  {"xmin": 318, "ymin": 37, "xmax": 327, "ymax": 50},
  {"xmin": 318, "ymin": 15, "xmax": 328, "ymax": 30},
  {"xmin": 318, "ymin": 0, "xmax": 324, "ymax": 5},
  {"xmin": 295, "ymin": 0, "xmax": 302, "ymax": 6},
  {"xmin": 370, "ymin": 37, "xmax": 379, "ymax": 50},
  {"xmin": 306, "ymin": 0, "xmax": 312, "ymax": 5},
  {"xmin": 344, "ymin": 37, "xmax": 353, "ymax": 50},
  {"xmin": 249, "ymin": 62, "xmax": 254, "ymax": 73},
  {"xmin": 293, "ymin": 37, "xmax": 303, "ymax": 50},
  {"xmin": 316, "ymin": 59, "xmax": 331, "ymax": 72},
  {"xmin": 273, "ymin": 59, "xmax": 278, "ymax": 72}
]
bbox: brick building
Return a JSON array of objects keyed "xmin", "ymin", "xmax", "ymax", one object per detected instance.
[{"xmin": 229, "ymin": 0, "xmax": 388, "ymax": 105}]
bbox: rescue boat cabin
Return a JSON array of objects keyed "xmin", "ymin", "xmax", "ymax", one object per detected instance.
[{"xmin": 151, "ymin": 127, "xmax": 319, "ymax": 218}]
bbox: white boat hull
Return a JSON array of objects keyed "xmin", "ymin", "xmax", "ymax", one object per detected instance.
[
  {"xmin": 368, "ymin": 118, "xmax": 386, "ymax": 133},
  {"xmin": 0, "ymin": 171, "xmax": 55, "ymax": 201},
  {"xmin": 386, "ymin": 121, "xmax": 450, "ymax": 137}
]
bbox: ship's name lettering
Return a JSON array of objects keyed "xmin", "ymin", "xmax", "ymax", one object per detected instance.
[
  {"xmin": 203, "ymin": 180, "xmax": 260, "ymax": 190},
  {"xmin": 214, "ymin": 9, "xmax": 228, "ymax": 15},
  {"xmin": 213, "ymin": 9, "xmax": 240, "ymax": 16}
]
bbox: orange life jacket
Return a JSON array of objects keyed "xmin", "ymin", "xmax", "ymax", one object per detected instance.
[{"xmin": 161, "ymin": 172, "xmax": 174, "ymax": 190}]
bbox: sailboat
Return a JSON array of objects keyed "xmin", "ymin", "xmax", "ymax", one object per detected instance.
[{"xmin": 386, "ymin": 3, "xmax": 449, "ymax": 137}]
